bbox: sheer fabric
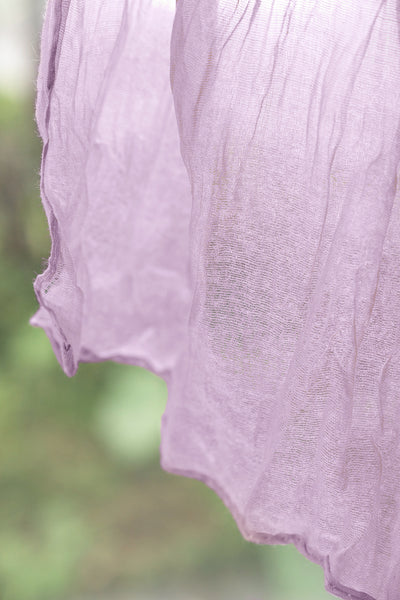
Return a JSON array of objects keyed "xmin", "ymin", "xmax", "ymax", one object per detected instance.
[
  {"xmin": 30, "ymin": 0, "xmax": 192, "ymax": 379},
  {"xmin": 30, "ymin": 1, "xmax": 400, "ymax": 598}
]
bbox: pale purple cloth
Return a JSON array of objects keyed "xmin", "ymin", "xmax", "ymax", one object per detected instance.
[{"xmin": 30, "ymin": 1, "xmax": 400, "ymax": 598}]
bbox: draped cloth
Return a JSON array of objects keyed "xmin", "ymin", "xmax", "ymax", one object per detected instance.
[{"xmin": 30, "ymin": 1, "xmax": 400, "ymax": 598}]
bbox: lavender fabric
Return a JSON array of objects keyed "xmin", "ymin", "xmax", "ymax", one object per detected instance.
[{"xmin": 30, "ymin": 1, "xmax": 400, "ymax": 598}]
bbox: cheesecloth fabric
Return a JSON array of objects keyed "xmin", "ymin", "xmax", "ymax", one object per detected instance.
[{"xmin": 30, "ymin": 1, "xmax": 400, "ymax": 598}]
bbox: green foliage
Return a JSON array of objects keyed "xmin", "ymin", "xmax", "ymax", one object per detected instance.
[{"xmin": 93, "ymin": 365, "xmax": 167, "ymax": 466}]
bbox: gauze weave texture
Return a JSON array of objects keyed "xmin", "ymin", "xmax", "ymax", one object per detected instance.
[{"xmin": 30, "ymin": 1, "xmax": 400, "ymax": 599}]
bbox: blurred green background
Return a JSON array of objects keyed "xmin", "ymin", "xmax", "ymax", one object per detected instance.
[{"xmin": 0, "ymin": 2, "xmax": 334, "ymax": 599}]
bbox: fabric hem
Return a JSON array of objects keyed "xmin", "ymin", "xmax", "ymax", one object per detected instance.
[
  {"xmin": 159, "ymin": 456, "xmax": 376, "ymax": 600},
  {"xmin": 79, "ymin": 346, "xmax": 173, "ymax": 385}
]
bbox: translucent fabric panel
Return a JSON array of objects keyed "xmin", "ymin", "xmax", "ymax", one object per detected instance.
[
  {"xmin": 30, "ymin": 0, "xmax": 192, "ymax": 380},
  {"xmin": 31, "ymin": 1, "xmax": 400, "ymax": 599}
]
